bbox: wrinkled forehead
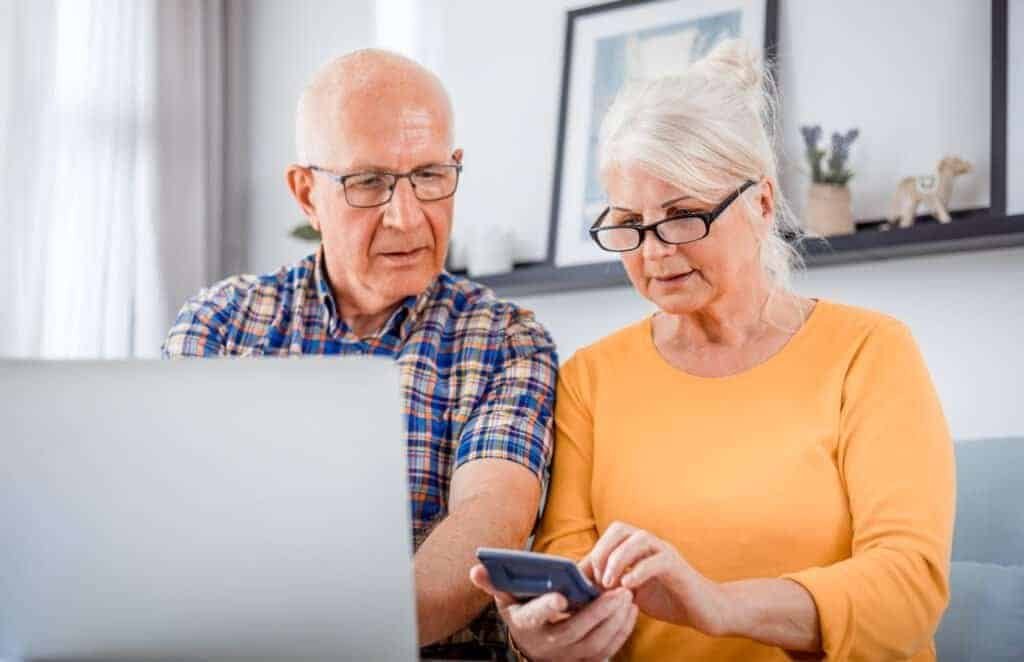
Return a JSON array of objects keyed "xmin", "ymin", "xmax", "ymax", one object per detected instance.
[{"xmin": 300, "ymin": 72, "xmax": 454, "ymax": 167}]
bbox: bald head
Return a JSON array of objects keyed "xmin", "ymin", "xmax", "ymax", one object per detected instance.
[{"xmin": 295, "ymin": 49, "xmax": 454, "ymax": 166}]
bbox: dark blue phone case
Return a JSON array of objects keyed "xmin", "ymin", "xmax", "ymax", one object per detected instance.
[{"xmin": 477, "ymin": 548, "xmax": 600, "ymax": 609}]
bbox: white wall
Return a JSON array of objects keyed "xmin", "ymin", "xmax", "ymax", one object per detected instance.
[
  {"xmin": 240, "ymin": 0, "xmax": 376, "ymax": 274},
  {"xmin": 432, "ymin": 0, "xmax": 574, "ymax": 266}
]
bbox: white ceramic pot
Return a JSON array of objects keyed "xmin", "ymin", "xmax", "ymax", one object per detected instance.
[
  {"xmin": 805, "ymin": 184, "xmax": 855, "ymax": 237},
  {"xmin": 466, "ymin": 227, "xmax": 516, "ymax": 278}
]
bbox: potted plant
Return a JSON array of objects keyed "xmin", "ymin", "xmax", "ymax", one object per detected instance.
[
  {"xmin": 800, "ymin": 125, "xmax": 859, "ymax": 236},
  {"xmin": 291, "ymin": 222, "xmax": 320, "ymax": 241}
]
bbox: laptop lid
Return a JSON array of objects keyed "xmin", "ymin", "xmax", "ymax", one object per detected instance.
[{"xmin": 0, "ymin": 358, "xmax": 416, "ymax": 661}]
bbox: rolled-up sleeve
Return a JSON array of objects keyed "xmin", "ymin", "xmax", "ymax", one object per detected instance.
[
  {"xmin": 162, "ymin": 294, "xmax": 228, "ymax": 357},
  {"xmin": 161, "ymin": 277, "xmax": 256, "ymax": 358},
  {"xmin": 454, "ymin": 314, "xmax": 557, "ymax": 481},
  {"xmin": 783, "ymin": 320, "xmax": 955, "ymax": 660}
]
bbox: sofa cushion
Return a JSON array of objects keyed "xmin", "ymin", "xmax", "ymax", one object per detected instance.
[
  {"xmin": 935, "ymin": 561, "xmax": 1024, "ymax": 662},
  {"xmin": 952, "ymin": 438, "xmax": 1024, "ymax": 565}
]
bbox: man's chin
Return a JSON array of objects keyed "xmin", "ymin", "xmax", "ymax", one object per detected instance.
[{"xmin": 378, "ymin": 266, "xmax": 441, "ymax": 300}]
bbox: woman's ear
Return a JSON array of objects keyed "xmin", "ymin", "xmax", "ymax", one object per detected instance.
[{"xmin": 758, "ymin": 178, "xmax": 776, "ymax": 229}]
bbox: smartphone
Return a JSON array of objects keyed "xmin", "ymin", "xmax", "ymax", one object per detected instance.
[{"xmin": 476, "ymin": 548, "xmax": 600, "ymax": 610}]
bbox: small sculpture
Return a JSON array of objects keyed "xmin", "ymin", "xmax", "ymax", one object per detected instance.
[{"xmin": 888, "ymin": 156, "xmax": 972, "ymax": 229}]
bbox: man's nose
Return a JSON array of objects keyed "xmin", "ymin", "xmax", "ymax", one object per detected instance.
[{"xmin": 382, "ymin": 177, "xmax": 425, "ymax": 231}]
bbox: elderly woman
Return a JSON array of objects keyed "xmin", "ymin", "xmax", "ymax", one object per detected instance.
[{"xmin": 471, "ymin": 40, "xmax": 954, "ymax": 661}]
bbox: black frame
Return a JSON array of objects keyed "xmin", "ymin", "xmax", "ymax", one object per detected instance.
[
  {"xmin": 475, "ymin": 0, "xmax": 1020, "ymax": 298},
  {"xmin": 590, "ymin": 180, "xmax": 757, "ymax": 252}
]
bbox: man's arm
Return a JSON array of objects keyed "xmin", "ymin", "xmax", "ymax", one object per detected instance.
[
  {"xmin": 162, "ymin": 276, "xmax": 259, "ymax": 358},
  {"xmin": 414, "ymin": 458, "xmax": 541, "ymax": 645},
  {"xmin": 414, "ymin": 315, "xmax": 558, "ymax": 646},
  {"xmin": 162, "ymin": 291, "xmax": 229, "ymax": 357}
]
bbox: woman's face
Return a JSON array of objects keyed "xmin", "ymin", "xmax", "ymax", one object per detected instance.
[{"xmin": 602, "ymin": 163, "xmax": 770, "ymax": 315}]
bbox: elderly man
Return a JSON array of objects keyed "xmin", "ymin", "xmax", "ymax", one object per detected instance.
[{"xmin": 163, "ymin": 50, "xmax": 556, "ymax": 658}]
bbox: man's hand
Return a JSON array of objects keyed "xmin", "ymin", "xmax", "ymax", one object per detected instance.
[
  {"xmin": 469, "ymin": 562, "xmax": 637, "ymax": 662},
  {"xmin": 414, "ymin": 458, "xmax": 541, "ymax": 646}
]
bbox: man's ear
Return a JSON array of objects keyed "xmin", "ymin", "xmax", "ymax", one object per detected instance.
[
  {"xmin": 286, "ymin": 164, "xmax": 320, "ymax": 232},
  {"xmin": 452, "ymin": 148, "xmax": 464, "ymax": 164}
]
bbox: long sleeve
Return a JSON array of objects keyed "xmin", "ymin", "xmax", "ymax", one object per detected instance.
[
  {"xmin": 532, "ymin": 354, "xmax": 600, "ymax": 561},
  {"xmin": 783, "ymin": 320, "xmax": 955, "ymax": 661}
]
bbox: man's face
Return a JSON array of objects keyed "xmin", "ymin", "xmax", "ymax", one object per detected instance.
[{"xmin": 298, "ymin": 90, "xmax": 460, "ymax": 317}]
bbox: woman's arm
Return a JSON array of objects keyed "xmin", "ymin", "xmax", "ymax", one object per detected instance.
[
  {"xmin": 719, "ymin": 578, "xmax": 821, "ymax": 653},
  {"xmin": 588, "ymin": 522, "xmax": 823, "ymax": 654},
  {"xmin": 781, "ymin": 320, "xmax": 955, "ymax": 659}
]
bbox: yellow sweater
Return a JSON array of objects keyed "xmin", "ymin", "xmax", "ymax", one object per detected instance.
[{"xmin": 534, "ymin": 301, "xmax": 955, "ymax": 661}]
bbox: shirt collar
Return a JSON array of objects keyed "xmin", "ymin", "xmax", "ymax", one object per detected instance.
[
  {"xmin": 313, "ymin": 247, "xmax": 340, "ymax": 331},
  {"xmin": 314, "ymin": 246, "xmax": 443, "ymax": 342}
]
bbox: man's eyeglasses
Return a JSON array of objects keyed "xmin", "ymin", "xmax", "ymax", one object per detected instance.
[
  {"xmin": 589, "ymin": 180, "xmax": 757, "ymax": 252},
  {"xmin": 308, "ymin": 164, "xmax": 463, "ymax": 208}
]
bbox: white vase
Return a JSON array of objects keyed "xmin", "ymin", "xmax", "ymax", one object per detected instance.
[
  {"xmin": 466, "ymin": 227, "xmax": 515, "ymax": 278},
  {"xmin": 805, "ymin": 184, "xmax": 854, "ymax": 237}
]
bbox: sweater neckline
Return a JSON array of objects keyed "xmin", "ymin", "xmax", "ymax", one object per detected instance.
[{"xmin": 639, "ymin": 299, "xmax": 826, "ymax": 384}]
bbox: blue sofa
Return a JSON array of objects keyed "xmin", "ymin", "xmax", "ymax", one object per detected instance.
[{"xmin": 935, "ymin": 437, "xmax": 1024, "ymax": 661}]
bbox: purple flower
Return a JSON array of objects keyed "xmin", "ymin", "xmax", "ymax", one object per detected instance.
[
  {"xmin": 800, "ymin": 125, "xmax": 822, "ymax": 150},
  {"xmin": 827, "ymin": 128, "xmax": 859, "ymax": 180}
]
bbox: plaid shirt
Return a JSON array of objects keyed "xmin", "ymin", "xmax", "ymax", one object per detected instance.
[{"xmin": 163, "ymin": 249, "xmax": 557, "ymax": 652}]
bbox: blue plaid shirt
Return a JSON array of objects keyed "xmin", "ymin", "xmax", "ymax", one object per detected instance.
[
  {"xmin": 163, "ymin": 249, "xmax": 557, "ymax": 649},
  {"xmin": 164, "ymin": 249, "xmax": 556, "ymax": 543}
]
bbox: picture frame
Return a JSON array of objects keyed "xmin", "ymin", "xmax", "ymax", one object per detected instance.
[{"xmin": 547, "ymin": 0, "xmax": 777, "ymax": 270}]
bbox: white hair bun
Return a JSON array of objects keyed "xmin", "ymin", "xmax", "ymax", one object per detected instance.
[{"xmin": 693, "ymin": 38, "xmax": 766, "ymax": 111}]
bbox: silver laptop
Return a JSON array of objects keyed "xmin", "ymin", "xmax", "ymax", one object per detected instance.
[{"xmin": 0, "ymin": 358, "xmax": 417, "ymax": 662}]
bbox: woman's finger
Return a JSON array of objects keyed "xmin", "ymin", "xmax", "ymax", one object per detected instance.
[
  {"xmin": 578, "ymin": 555, "xmax": 597, "ymax": 583},
  {"xmin": 619, "ymin": 552, "xmax": 668, "ymax": 590},
  {"xmin": 587, "ymin": 521, "xmax": 636, "ymax": 586},
  {"xmin": 602, "ymin": 530, "xmax": 659, "ymax": 588}
]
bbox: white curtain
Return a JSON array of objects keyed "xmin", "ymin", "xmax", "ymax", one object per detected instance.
[{"xmin": 0, "ymin": 0, "xmax": 235, "ymax": 358}]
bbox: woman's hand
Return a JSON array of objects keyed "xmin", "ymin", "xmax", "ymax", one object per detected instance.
[
  {"xmin": 469, "ymin": 562, "xmax": 638, "ymax": 662},
  {"xmin": 585, "ymin": 521, "xmax": 732, "ymax": 637}
]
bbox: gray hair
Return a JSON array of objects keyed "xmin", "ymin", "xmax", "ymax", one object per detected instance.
[{"xmin": 598, "ymin": 39, "xmax": 803, "ymax": 292}]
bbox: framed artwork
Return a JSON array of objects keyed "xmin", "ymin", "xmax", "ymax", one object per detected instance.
[
  {"xmin": 547, "ymin": 0, "xmax": 777, "ymax": 268},
  {"xmin": 471, "ymin": 0, "xmax": 1019, "ymax": 297}
]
